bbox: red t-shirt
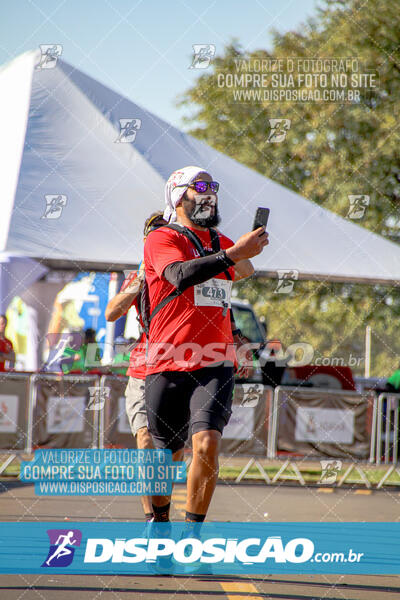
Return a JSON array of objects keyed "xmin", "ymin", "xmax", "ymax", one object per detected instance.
[
  {"xmin": 0, "ymin": 337, "xmax": 13, "ymax": 372},
  {"xmin": 119, "ymin": 271, "xmax": 146, "ymax": 380},
  {"xmin": 144, "ymin": 226, "xmax": 236, "ymax": 375}
]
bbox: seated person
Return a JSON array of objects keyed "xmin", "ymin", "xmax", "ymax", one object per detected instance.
[{"xmin": 61, "ymin": 328, "xmax": 102, "ymax": 373}]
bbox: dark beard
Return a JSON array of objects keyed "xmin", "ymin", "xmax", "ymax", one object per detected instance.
[{"xmin": 183, "ymin": 200, "xmax": 221, "ymax": 228}]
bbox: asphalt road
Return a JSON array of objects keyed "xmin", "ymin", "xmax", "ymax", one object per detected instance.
[{"xmin": 1, "ymin": 480, "xmax": 399, "ymax": 599}]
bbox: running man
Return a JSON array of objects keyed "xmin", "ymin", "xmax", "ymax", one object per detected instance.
[
  {"xmin": 144, "ymin": 166, "xmax": 268, "ymax": 524},
  {"xmin": 46, "ymin": 531, "xmax": 76, "ymax": 566},
  {"xmin": 105, "ymin": 211, "xmax": 167, "ymax": 522}
]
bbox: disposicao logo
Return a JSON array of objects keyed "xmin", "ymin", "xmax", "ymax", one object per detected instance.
[
  {"xmin": 83, "ymin": 535, "xmax": 314, "ymax": 564},
  {"xmin": 42, "ymin": 529, "xmax": 82, "ymax": 567}
]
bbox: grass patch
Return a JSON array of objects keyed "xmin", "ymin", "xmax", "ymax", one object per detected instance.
[{"xmin": 0, "ymin": 464, "xmax": 20, "ymax": 477}]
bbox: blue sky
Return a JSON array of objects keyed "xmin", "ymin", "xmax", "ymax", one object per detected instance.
[{"xmin": 0, "ymin": 0, "xmax": 320, "ymax": 128}]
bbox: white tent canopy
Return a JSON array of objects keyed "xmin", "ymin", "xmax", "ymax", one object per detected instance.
[{"xmin": 1, "ymin": 49, "xmax": 400, "ymax": 285}]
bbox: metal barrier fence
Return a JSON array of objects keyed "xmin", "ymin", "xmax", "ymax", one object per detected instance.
[
  {"xmin": 375, "ymin": 393, "xmax": 400, "ymax": 464},
  {"xmin": 0, "ymin": 373, "xmax": 32, "ymax": 474},
  {"xmin": 221, "ymin": 384, "xmax": 273, "ymax": 455},
  {"xmin": 374, "ymin": 393, "xmax": 400, "ymax": 488},
  {"xmin": 30, "ymin": 373, "xmax": 100, "ymax": 449},
  {"xmin": 268, "ymin": 386, "xmax": 377, "ymax": 460},
  {"xmin": 222, "ymin": 384, "xmax": 273, "ymax": 483},
  {"xmin": 98, "ymin": 375, "xmax": 135, "ymax": 449},
  {"xmin": 0, "ymin": 373, "xmax": 100, "ymax": 474},
  {"xmin": 0, "ymin": 373, "xmax": 32, "ymax": 452},
  {"xmin": 2, "ymin": 373, "xmax": 400, "ymax": 488},
  {"xmin": 264, "ymin": 386, "xmax": 378, "ymax": 486}
]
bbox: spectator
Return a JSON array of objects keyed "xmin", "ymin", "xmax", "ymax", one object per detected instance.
[
  {"xmin": 0, "ymin": 314, "xmax": 15, "ymax": 371},
  {"xmin": 61, "ymin": 328, "xmax": 102, "ymax": 373}
]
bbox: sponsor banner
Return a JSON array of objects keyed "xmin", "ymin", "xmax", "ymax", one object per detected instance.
[
  {"xmin": 101, "ymin": 376, "xmax": 136, "ymax": 448},
  {"xmin": 0, "ymin": 522, "xmax": 399, "ymax": 574},
  {"xmin": 32, "ymin": 377, "xmax": 97, "ymax": 448},
  {"xmin": 277, "ymin": 389, "xmax": 373, "ymax": 458},
  {"xmin": 295, "ymin": 407, "xmax": 354, "ymax": 443},
  {"xmin": 223, "ymin": 405, "xmax": 255, "ymax": 440},
  {"xmin": 0, "ymin": 395, "xmax": 18, "ymax": 433},
  {"xmin": 221, "ymin": 384, "xmax": 271, "ymax": 455},
  {"xmin": 0, "ymin": 374, "xmax": 31, "ymax": 450},
  {"xmin": 20, "ymin": 449, "xmax": 186, "ymax": 496},
  {"xmin": 46, "ymin": 396, "xmax": 86, "ymax": 433}
]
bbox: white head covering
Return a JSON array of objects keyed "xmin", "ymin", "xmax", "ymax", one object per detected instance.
[{"xmin": 164, "ymin": 166, "xmax": 208, "ymax": 223}]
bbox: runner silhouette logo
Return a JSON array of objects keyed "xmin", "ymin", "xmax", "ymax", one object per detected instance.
[{"xmin": 42, "ymin": 529, "xmax": 82, "ymax": 567}]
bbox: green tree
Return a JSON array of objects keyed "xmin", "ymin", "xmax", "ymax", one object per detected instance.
[
  {"xmin": 234, "ymin": 278, "xmax": 400, "ymax": 376},
  {"xmin": 179, "ymin": 0, "xmax": 400, "ymax": 376}
]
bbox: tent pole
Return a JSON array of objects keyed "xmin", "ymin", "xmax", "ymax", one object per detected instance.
[
  {"xmin": 103, "ymin": 273, "xmax": 118, "ymax": 365},
  {"xmin": 365, "ymin": 325, "xmax": 371, "ymax": 378}
]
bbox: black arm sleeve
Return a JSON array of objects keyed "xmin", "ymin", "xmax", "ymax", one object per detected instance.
[{"xmin": 163, "ymin": 251, "xmax": 235, "ymax": 291}]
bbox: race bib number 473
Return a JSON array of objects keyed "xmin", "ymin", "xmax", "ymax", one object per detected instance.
[{"xmin": 194, "ymin": 278, "xmax": 232, "ymax": 309}]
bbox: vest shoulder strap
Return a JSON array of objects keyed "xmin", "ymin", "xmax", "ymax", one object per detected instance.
[{"xmin": 164, "ymin": 223, "xmax": 206, "ymax": 257}]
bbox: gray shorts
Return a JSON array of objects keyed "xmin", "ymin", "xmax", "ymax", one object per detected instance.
[{"xmin": 125, "ymin": 376, "xmax": 148, "ymax": 436}]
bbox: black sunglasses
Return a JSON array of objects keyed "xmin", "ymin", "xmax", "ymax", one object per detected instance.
[{"xmin": 176, "ymin": 180, "xmax": 219, "ymax": 194}]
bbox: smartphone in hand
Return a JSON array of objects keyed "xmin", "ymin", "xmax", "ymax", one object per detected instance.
[{"xmin": 253, "ymin": 207, "xmax": 270, "ymax": 233}]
